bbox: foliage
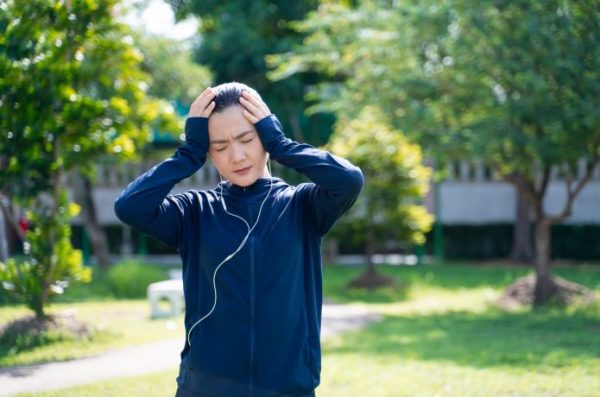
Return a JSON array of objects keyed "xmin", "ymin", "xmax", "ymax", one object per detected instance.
[
  {"xmin": 132, "ymin": 31, "xmax": 212, "ymax": 107},
  {"xmin": 444, "ymin": 0, "xmax": 600, "ymax": 177},
  {"xmin": 105, "ymin": 260, "xmax": 166, "ymax": 298},
  {"xmin": 268, "ymin": 1, "xmax": 452, "ymax": 156},
  {"xmin": 270, "ymin": 0, "xmax": 600, "ymax": 301},
  {"xmin": 0, "ymin": 0, "xmax": 179, "ymax": 196},
  {"xmin": 328, "ymin": 107, "xmax": 433, "ymax": 250},
  {"xmin": 166, "ymin": 0, "xmax": 333, "ymax": 144},
  {"xmin": 0, "ymin": 0, "xmax": 181, "ymax": 316},
  {"xmin": 0, "ymin": 191, "xmax": 91, "ymax": 318},
  {"xmin": 271, "ymin": 0, "xmax": 600, "ymax": 173}
]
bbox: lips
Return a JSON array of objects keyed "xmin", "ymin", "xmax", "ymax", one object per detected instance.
[{"xmin": 233, "ymin": 166, "xmax": 251, "ymax": 175}]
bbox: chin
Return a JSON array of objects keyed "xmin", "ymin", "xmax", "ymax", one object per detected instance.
[{"xmin": 229, "ymin": 174, "xmax": 259, "ymax": 187}]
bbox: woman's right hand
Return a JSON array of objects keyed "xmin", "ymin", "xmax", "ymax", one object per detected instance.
[{"xmin": 188, "ymin": 88, "xmax": 216, "ymax": 118}]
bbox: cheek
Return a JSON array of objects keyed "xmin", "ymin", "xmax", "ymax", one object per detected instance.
[
  {"xmin": 209, "ymin": 150, "xmax": 227, "ymax": 168},
  {"xmin": 250, "ymin": 140, "xmax": 267, "ymax": 158}
]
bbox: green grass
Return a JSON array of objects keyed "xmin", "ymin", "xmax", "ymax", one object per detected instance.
[
  {"xmin": 0, "ymin": 260, "xmax": 183, "ymax": 366},
  {"xmin": 6, "ymin": 262, "xmax": 600, "ymax": 396},
  {"xmin": 0, "ymin": 300, "xmax": 184, "ymax": 367},
  {"xmin": 16, "ymin": 369, "xmax": 180, "ymax": 397}
]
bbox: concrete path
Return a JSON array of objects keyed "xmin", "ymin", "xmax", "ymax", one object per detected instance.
[{"xmin": 0, "ymin": 303, "xmax": 381, "ymax": 396}]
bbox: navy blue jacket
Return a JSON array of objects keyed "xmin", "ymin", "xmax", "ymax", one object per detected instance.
[{"xmin": 114, "ymin": 114, "xmax": 363, "ymax": 397}]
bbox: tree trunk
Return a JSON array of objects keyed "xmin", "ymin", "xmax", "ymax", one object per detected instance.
[
  {"xmin": 324, "ymin": 237, "xmax": 339, "ymax": 265},
  {"xmin": 0, "ymin": 206, "xmax": 8, "ymax": 261},
  {"xmin": 32, "ymin": 291, "xmax": 46, "ymax": 320},
  {"xmin": 347, "ymin": 221, "xmax": 394, "ymax": 290},
  {"xmin": 0, "ymin": 196, "xmax": 26, "ymax": 257},
  {"xmin": 511, "ymin": 189, "xmax": 533, "ymax": 263},
  {"xmin": 288, "ymin": 112, "xmax": 305, "ymax": 143},
  {"xmin": 72, "ymin": 173, "xmax": 112, "ymax": 268},
  {"xmin": 533, "ymin": 218, "xmax": 558, "ymax": 306},
  {"xmin": 365, "ymin": 222, "xmax": 376, "ymax": 273}
]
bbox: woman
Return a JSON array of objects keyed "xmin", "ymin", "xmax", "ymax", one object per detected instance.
[{"xmin": 114, "ymin": 82, "xmax": 363, "ymax": 397}]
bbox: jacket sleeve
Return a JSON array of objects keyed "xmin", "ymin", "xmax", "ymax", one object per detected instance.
[
  {"xmin": 255, "ymin": 114, "xmax": 364, "ymax": 237},
  {"xmin": 113, "ymin": 117, "xmax": 209, "ymax": 247}
]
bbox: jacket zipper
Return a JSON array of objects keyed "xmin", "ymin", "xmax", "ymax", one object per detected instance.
[{"xmin": 249, "ymin": 200, "xmax": 255, "ymax": 397}]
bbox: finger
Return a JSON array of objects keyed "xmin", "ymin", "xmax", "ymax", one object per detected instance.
[
  {"xmin": 242, "ymin": 91, "xmax": 270, "ymax": 114},
  {"xmin": 194, "ymin": 89, "xmax": 216, "ymax": 109},
  {"xmin": 200, "ymin": 87, "xmax": 214, "ymax": 98},
  {"xmin": 239, "ymin": 96, "xmax": 262, "ymax": 117},
  {"xmin": 202, "ymin": 101, "xmax": 216, "ymax": 117},
  {"xmin": 242, "ymin": 90, "xmax": 266, "ymax": 106},
  {"xmin": 192, "ymin": 89, "xmax": 211, "ymax": 105},
  {"xmin": 241, "ymin": 90, "xmax": 262, "ymax": 106},
  {"xmin": 242, "ymin": 108, "xmax": 259, "ymax": 124},
  {"xmin": 241, "ymin": 97, "xmax": 270, "ymax": 120}
]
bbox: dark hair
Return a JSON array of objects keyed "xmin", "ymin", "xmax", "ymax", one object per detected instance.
[{"xmin": 212, "ymin": 82, "xmax": 261, "ymax": 113}]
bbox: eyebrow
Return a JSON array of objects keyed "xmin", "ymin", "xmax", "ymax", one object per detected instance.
[{"xmin": 210, "ymin": 130, "xmax": 255, "ymax": 145}]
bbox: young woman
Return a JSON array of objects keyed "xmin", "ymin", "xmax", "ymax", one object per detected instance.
[{"xmin": 114, "ymin": 82, "xmax": 363, "ymax": 397}]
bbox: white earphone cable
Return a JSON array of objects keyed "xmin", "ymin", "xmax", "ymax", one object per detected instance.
[{"xmin": 187, "ymin": 161, "xmax": 273, "ymax": 347}]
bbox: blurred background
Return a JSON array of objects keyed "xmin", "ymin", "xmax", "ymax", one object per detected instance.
[{"xmin": 0, "ymin": 0, "xmax": 599, "ymax": 396}]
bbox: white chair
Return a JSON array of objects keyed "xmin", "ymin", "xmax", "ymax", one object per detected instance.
[{"xmin": 147, "ymin": 279, "xmax": 184, "ymax": 318}]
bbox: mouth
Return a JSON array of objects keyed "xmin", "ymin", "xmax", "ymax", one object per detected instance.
[{"xmin": 233, "ymin": 166, "xmax": 252, "ymax": 175}]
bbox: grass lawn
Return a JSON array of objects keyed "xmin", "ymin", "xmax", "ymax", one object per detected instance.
[
  {"xmin": 5, "ymin": 262, "xmax": 600, "ymax": 396},
  {"xmin": 0, "ymin": 300, "xmax": 185, "ymax": 367}
]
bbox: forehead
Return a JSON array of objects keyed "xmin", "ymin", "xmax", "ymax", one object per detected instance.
[{"xmin": 208, "ymin": 106, "xmax": 255, "ymax": 138}]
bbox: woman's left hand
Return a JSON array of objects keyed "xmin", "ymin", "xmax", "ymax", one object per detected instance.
[{"xmin": 240, "ymin": 90, "xmax": 271, "ymax": 124}]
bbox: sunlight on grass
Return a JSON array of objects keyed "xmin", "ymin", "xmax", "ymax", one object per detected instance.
[
  {"xmin": 17, "ymin": 369, "xmax": 180, "ymax": 397},
  {"xmin": 0, "ymin": 300, "xmax": 184, "ymax": 367},
  {"xmin": 5, "ymin": 262, "xmax": 600, "ymax": 396}
]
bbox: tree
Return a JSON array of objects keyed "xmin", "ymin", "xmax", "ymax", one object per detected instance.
[
  {"xmin": 441, "ymin": 0, "xmax": 599, "ymax": 305},
  {"xmin": 0, "ymin": 191, "xmax": 91, "ymax": 319},
  {"xmin": 165, "ymin": 0, "xmax": 331, "ymax": 147},
  {"xmin": 270, "ymin": 0, "xmax": 600, "ymax": 305},
  {"xmin": 133, "ymin": 31, "xmax": 212, "ymax": 106},
  {"xmin": 70, "ymin": 29, "xmax": 212, "ymax": 267},
  {"xmin": 327, "ymin": 107, "xmax": 433, "ymax": 289},
  {"xmin": 0, "ymin": 0, "xmax": 176, "ymax": 317}
]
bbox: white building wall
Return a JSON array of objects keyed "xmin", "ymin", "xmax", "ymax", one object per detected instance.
[
  {"xmin": 74, "ymin": 159, "xmax": 600, "ymax": 226},
  {"xmin": 439, "ymin": 181, "xmax": 600, "ymax": 224}
]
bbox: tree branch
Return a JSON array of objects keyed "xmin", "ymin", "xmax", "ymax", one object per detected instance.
[
  {"xmin": 537, "ymin": 165, "xmax": 551, "ymax": 201},
  {"xmin": 547, "ymin": 155, "xmax": 600, "ymax": 224},
  {"xmin": 501, "ymin": 170, "xmax": 541, "ymax": 216}
]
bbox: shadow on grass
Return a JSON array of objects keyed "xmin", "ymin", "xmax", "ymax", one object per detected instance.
[
  {"xmin": 323, "ymin": 263, "xmax": 600, "ymax": 304},
  {"xmin": 324, "ymin": 304, "xmax": 600, "ymax": 370},
  {"xmin": 0, "ymin": 314, "xmax": 97, "ymax": 365}
]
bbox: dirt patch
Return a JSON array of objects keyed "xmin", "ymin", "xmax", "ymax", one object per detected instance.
[
  {"xmin": 496, "ymin": 274, "xmax": 597, "ymax": 309},
  {"xmin": 347, "ymin": 269, "xmax": 396, "ymax": 290},
  {"xmin": 0, "ymin": 312, "xmax": 93, "ymax": 353}
]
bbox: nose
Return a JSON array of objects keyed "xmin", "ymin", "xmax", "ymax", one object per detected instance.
[{"xmin": 229, "ymin": 142, "xmax": 246, "ymax": 164}]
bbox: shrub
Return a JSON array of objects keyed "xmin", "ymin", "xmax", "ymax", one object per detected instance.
[
  {"xmin": 106, "ymin": 261, "xmax": 166, "ymax": 298},
  {"xmin": 0, "ymin": 191, "xmax": 91, "ymax": 319}
]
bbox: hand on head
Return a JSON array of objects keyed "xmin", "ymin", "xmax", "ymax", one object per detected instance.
[
  {"xmin": 239, "ymin": 90, "xmax": 271, "ymax": 124},
  {"xmin": 188, "ymin": 86, "xmax": 271, "ymax": 126},
  {"xmin": 188, "ymin": 87, "xmax": 216, "ymax": 118}
]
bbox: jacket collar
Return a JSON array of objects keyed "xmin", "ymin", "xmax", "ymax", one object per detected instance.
[{"xmin": 217, "ymin": 177, "xmax": 284, "ymax": 201}]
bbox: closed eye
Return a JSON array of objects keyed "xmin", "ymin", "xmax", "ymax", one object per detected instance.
[{"xmin": 212, "ymin": 136, "xmax": 254, "ymax": 152}]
